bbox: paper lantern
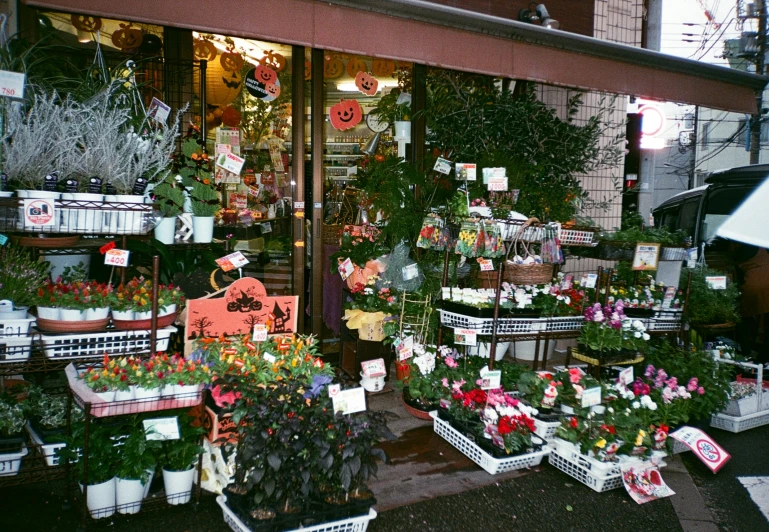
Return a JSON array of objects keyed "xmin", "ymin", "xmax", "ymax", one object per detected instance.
[{"xmin": 194, "ymin": 60, "xmax": 243, "ymax": 108}]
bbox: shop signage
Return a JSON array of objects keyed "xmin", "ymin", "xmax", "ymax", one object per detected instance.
[
  {"xmin": 670, "ymin": 426, "xmax": 731, "ymax": 473},
  {"xmin": 328, "ymin": 384, "xmax": 367, "ymax": 415},
  {"xmin": 621, "ymin": 461, "xmax": 675, "ymax": 504},
  {"xmin": 216, "ymin": 152, "xmax": 245, "ymax": 175},
  {"xmin": 397, "ymin": 335, "xmax": 414, "ymax": 361},
  {"xmin": 477, "ymin": 258, "xmax": 494, "ymax": 271},
  {"xmin": 104, "ymin": 248, "xmax": 130, "ymax": 267},
  {"xmin": 143, "ymin": 417, "xmax": 180, "ymax": 441},
  {"xmin": 480, "ymin": 368, "xmax": 501, "ymax": 390},
  {"xmin": 361, "ymin": 358, "xmax": 387, "ymax": 378},
  {"xmin": 244, "ymin": 67, "xmax": 281, "ymax": 102},
  {"xmin": 632, "ymin": 242, "xmax": 660, "ymax": 271},
  {"xmin": 487, "ymin": 176, "xmax": 508, "ymax": 191},
  {"xmin": 253, "ymin": 323, "xmax": 268, "ymax": 342},
  {"xmin": 147, "ymin": 97, "xmax": 170, "ymax": 124}
]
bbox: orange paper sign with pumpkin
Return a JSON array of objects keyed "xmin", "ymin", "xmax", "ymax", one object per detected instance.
[
  {"xmin": 329, "ymin": 99, "xmax": 363, "ymax": 131},
  {"xmin": 355, "ymin": 71, "xmax": 378, "ymax": 96},
  {"xmin": 185, "ymin": 277, "xmax": 297, "ymax": 354}
]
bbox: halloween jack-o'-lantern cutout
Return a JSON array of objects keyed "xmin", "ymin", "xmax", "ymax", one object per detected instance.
[
  {"xmin": 264, "ymin": 83, "xmax": 281, "ymax": 99},
  {"xmin": 324, "ymin": 55, "xmax": 344, "ymax": 79},
  {"xmin": 329, "ymin": 99, "xmax": 363, "ymax": 131},
  {"xmin": 193, "ymin": 38, "xmax": 217, "ymax": 61},
  {"xmin": 346, "ymin": 57, "xmax": 368, "ymax": 78},
  {"xmin": 254, "ymin": 64, "xmax": 277, "ymax": 85},
  {"xmin": 71, "ymin": 14, "xmax": 102, "ymax": 33},
  {"xmin": 372, "ymin": 59, "xmax": 396, "ymax": 77},
  {"xmin": 220, "ymin": 44, "xmax": 244, "ymax": 72},
  {"xmin": 112, "ymin": 23, "xmax": 143, "ymax": 51},
  {"xmin": 194, "ymin": 59, "xmax": 242, "ymax": 108},
  {"xmin": 260, "ymin": 50, "xmax": 286, "ymax": 73},
  {"xmin": 355, "ymin": 71, "xmax": 378, "ymax": 96}
]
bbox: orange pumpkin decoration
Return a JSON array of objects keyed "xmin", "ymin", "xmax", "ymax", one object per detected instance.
[
  {"xmin": 329, "ymin": 99, "xmax": 362, "ymax": 131},
  {"xmin": 112, "ymin": 23, "xmax": 143, "ymax": 51},
  {"xmin": 254, "ymin": 64, "xmax": 277, "ymax": 85},
  {"xmin": 193, "ymin": 38, "xmax": 217, "ymax": 61},
  {"xmin": 324, "ymin": 56, "xmax": 344, "ymax": 79},
  {"xmin": 71, "ymin": 14, "xmax": 102, "ymax": 33},
  {"xmin": 371, "ymin": 59, "xmax": 395, "ymax": 77},
  {"xmin": 304, "ymin": 60, "xmax": 312, "ymax": 80},
  {"xmin": 355, "ymin": 71, "xmax": 378, "ymax": 96},
  {"xmin": 260, "ymin": 50, "xmax": 286, "ymax": 72},
  {"xmin": 346, "ymin": 57, "xmax": 368, "ymax": 78},
  {"xmin": 264, "ymin": 83, "xmax": 281, "ymax": 99},
  {"xmin": 220, "ymin": 45, "xmax": 244, "ymax": 72}
]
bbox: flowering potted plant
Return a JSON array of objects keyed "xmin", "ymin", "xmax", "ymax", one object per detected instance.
[
  {"xmin": 343, "ymin": 275, "xmax": 398, "ymax": 342},
  {"xmin": 79, "ymin": 356, "xmax": 124, "ymax": 403},
  {"xmin": 579, "ymin": 301, "xmax": 650, "ymax": 362},
  {"xmin": 0, "ymin": 246, "xmax": 50, "ymax": 318},
  {"xmin": 129, "ymin": 354, "xmax": 173, "ymax": 400},
  {"xmin": 34, "ymin": 279, "xmax": 113, "ymax": 324},
  {"xmin": 109, "ymin": 277, "xmax": 185, "ymax": 328}
]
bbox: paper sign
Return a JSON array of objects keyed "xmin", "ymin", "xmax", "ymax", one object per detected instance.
[
  {"xmin": 583, "ymin": 273, "xmax": 598, "ymax": 289},
  {"xmin": 216, "ymin": 128, "xmax": 241, "ymax": 154},
  {"xmin": 216, "ymin": 251, "xmax": 250, "ymax": 272},
  {"xmin": 632, "ymin": 243, "xmax": 661, "ymax": 271},
  {"xmin": 661, "ymin": 286, "xmax": 677, "ymax": 309},
  {"xmin": 619, "ymin": 367, "xmax": 634, "ymax": 386},
  {"xmin": 402, "ymin": 263, "xmax": 419, "ymax": 280},
  {"xmin": 621, "ymin": 461, "xmax": 675, "ymax": 504},
  {"xmin": 670, "ymin": 426, "xmax": 731, "ymax": 473},
  {"xmin": 0, "ymin": 70, "xmax": 25, "ymax": 99},
  {"xmin": 104, "ymin": 248, "xmax": 130, "ymax": 267},
  {"xmin": 328, "ymin": 384, "xmax": 341, "ymax": 397},
  {"xmin": 705, "ymin": 276, "xmax": 727, "ymax": 290},
  {"xmin": 253, "ymin": 323, "xmax": 268, "ymax": 342},
  {"xmin": 487, "ymin": 176, "xmax": 508, "ymax": 191},
  {"xmin": 294, "ymin": 201, "xmax": 305, "ymax": 209},
  {"xmin": 478, "ymin": 258, "xmax": 494, "ymax": 271},
  {"xmin": 143, "ymin": 417, "xmax": 180, "ymax": 441},
  {"xmin": 397, "ymin": 335, "xmax": 414, "ymax": 361},
  {"xmin": 332, "ymin": 387, "xmax": 366, "ymax": 415},
  {"xmin": 560, "ymin": 275, "xmax": 573, "ymax": 290},
  {"xmin": 217, "ymin": 152, "xmax": 246, "ymax": 175},
  {"xmin": 216, "ymin": 143, "xmax": 232, "ymax": 155},
  {"xmin": 0, "ymin": 234, "xmax": 8, "ymax": 246},
  {"xmin": 262, "ymin": 352, "xmax": 276, "ymax": 363},
  {"xmin": 147, "ymin": 97, "xmax": 171, "ymax": 124},
  {"xmin": 480, "ymin": 369, "xmax": 501, "ymax": 390},
  {"xmin": 361, "ymin": 358, "xmax": 386, "ymax": 378},
  {"xmin": 434, "ymin": 157, "xmax": 452, "ymax": 175},
  {"xmin": 454, "ymin": 328, "xmax": 477, "ymax": 346},
  {"xmin": 455, "ymin": 163, "xmax": 477, "ymax": 181},
  {"xmin": 581, "ymin": 386, "xmax": 602, "ymax": 408},
  {"xmin": 260, "ymin": 223, "xmax": 272, "ymax": 233},
  {"xmin": 23, "ymin": 198, "xmax": 56, "ymax": 227},
  {"xmin": 338, "ymin": 258, "xmax": 355, "ymax": 280}
]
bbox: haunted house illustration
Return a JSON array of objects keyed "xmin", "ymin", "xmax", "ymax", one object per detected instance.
[{"xmin": 271, "ymin": 302, "xmax": 291, "ymax": 333}]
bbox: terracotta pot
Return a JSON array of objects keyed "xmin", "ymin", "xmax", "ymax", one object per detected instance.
[{"xmin": 395, "ymin": 361, "xmax": 411, "ymax": 381}]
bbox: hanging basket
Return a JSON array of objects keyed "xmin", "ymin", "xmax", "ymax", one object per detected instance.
[{"xmin": 503, "ymin": 218, "xmax": 554, "ymax": 285}]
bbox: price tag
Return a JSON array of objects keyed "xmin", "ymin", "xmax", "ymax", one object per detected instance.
[
  {"xmin": 705, "ymin": 276, "xmax": 726, "ymax": 290},
  {"xmin": 487, "ymin": 176, "xmax": 508, "ymax": 191},
  {"xmin": 263, "ymin": 352, "xmax": 276, "ymax": 363},
  {"xmin": 455, "ymin": 163, "xmax": 476, "ymax": 181},
  {"xmin": 253, "ymin": 323, "xmax": 268, "ymax": 342},
  {"xmin": 581, "ymin": 386, "xmax": 602, "ymax": 408},
  {"xmin": 23, "ymin": 198, "xmax": 56, "ymax": 227},
  {"xmin": 583, "ymin": 273, "xmax": 598, "ymax": 289},
  {"xmin": 433, "ymin": 157, "xmax": 452, "ymax": 175},
  {"xmin": 619, "ymin": 366, "xmax": 634, "ymax": 386},
  {"xmin": 0, "ymin": 234, "xmax": 7, "ymax": 246},
  {"xmin": 147, "ymin": 97, "xmax": 171, "ymax": 124},
  {"xmin": 0, "ymin": 70, "xmax": 25, "ymax": 99},
  {"xmin": 331, "ymin": 387, "xmax": 366, "ymax": 415},
  {"xmin": 143, "ymin": 417, "xmax": 180, "ymax": 441},
  {"xmin": 397, "ymin": 335, "xmax": 414, "ymax": 361},
  {"xmin": 294, "ymin": 201, "xmax": 305, "ymax": 209},
  {"xmin": 338, "ymin": 258, "xmax": 355, "ymax": 280},
  {"xmin": 216, "ymin": 251, "xmax": 250, "ymax": 272},
  {"xmin": 260, "ymin": 222, "xmax": 272, "ymax": 233},
  {"xmin": 454, "ymin": 327, "xmax": 477, "ymax": 346},
  {"xmin": 361, "ymin": 358, "xmax": 387, "ymax": 378},
  {"xmin": 104, "ymin": 248, "xmax": 130, "ymax": 267},
  {"xmin": 477, "ymin": 258, "xmax": 494, "ymax": 271},
  {"xmin": 402, "ymin": 263, "xmax": 419, "ymax": 280},
  {"xmin": 560, "ymin": 274, "xmax": 573, "ymax": 290},
  {"xmin": 480, "ymin": 369, "xmax": 501, "ymax": 390},
  {"xmin": 216, "ymin": 152, "xmax": 246, "ymax": 175}
]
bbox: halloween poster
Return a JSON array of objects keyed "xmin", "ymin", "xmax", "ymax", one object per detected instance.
[{"xmin": 186, "ymin": 277, "xmax": 297, "ymax": 346}]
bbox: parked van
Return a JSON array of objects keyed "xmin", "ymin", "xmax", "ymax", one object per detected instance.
[{"xmin": 653, "ymin": 163, "xmax": 769, "ymax": 267}]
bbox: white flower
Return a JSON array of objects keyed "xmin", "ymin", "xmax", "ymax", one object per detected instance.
[
  {"xmin": 556, "ymin": 295, "xmax": 564, "ymax": 301},
  {"xmin": 564, "ymin": 296, "xmax": 571, "ymax": 306},
  {"xmin": 483, "ymin": 407, "xmax": 498, "ymax": 423},
  {"xmin": 640, "ymin": 395, "xmax": 658, "ymax": 410},
  {"xmin": 632, "ymin": 401, "xmax": 640, "ymax": 409},
  {"xmin": 363, "ymin": 287, "xmax": 374, "ymax": 295},
  {"xmin": 634, "ymin": 331, "xmax": 641, "ymax": 338},
  {"xmin": 633, "ymin": 320, "xmax": 644, "ymax": 331},
  {"xmin": 607, "ymin": 407, "xmax": 615, "ymax": 413},
  {"xmin": 587, "ymin": 411, "xmax": 595, "ymax": 419},
  {"xmin": 594, "ymin": 311, "xmax": 605, "ymax": 323},
  {"xmin": 642, "ymin": 333, "xmax": 650, "ymax": 341},
  {"xmin": 611, "ymin": 312, "xmax": 620, "ymax": 321}
]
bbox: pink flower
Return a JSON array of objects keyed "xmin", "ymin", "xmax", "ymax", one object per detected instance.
[
  {"xmin": 445, "ymin": 356, "xmax": 458, "ymax": 368},
  {"xmin": 568, "ymin": 368, "xmax": 582, "ymax": 385},
  {"xmin": 441, "ymin": 378, "xmax": 449, "ymax": 388},
  {"xmin": 697, "ymin": 386, "xmax": 705, "ymax": 395},
  {"xmin": 452, "ymin": 379, "xmax": 466, "ymax": 392},
  {"xmin": 687, "ymin": 377, "xmax": 699, "ymax": 392},
  {"xmin": 645, "ymin": 365, "xmax": 656, "ymax": 379}
]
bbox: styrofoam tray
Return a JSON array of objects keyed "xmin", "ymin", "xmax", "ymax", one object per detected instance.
[
  {"xmin": 217, "ymin": 495, "xmax": 377, "ymax": 532},
  {"xmin": 0, "ymin": 444, "xmax": 28, "ymax": 477},
  {"xmin": 26, "ymin": 422, "xmax": 66, "ymax": 467},
  {"xmin": 39, "ymin": 326, "xmax": 176, "ymax": 359}
]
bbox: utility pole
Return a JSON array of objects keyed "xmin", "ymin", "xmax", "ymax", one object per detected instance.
[{"xmin": 750, "ymin": 0, "xmax": 766, "ymax": 164}]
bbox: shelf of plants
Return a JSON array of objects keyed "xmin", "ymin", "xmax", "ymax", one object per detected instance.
[{"xmin": 710, "ymin": 359, "xmax": 769, "ymax": 433}]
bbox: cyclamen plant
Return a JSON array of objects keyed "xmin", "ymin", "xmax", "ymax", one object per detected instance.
[{"xmin": 579, "ymin": 301, "xmax": 650, "ymax": 354}]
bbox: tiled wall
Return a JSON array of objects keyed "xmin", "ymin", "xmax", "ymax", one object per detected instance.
[{"xmin": 535, "ymin": 0, "xmax": 644, "ymax": 275}]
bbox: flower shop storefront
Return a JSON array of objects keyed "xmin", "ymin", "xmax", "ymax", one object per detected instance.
[{"xmin": 0, "ymin": 1, "xmax": 768, "ymax": 530}]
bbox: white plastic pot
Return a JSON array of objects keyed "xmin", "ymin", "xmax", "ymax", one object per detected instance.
[
  {"xmin": 162, "ymin": 466, "xmax": 196, "ymax": 505},
  {"xmin": 116, "ymin": 477, "xmax": 145, "ymax": 514},
  {"xmin": 115, "ymin": 386, "xmax": 136, "ymax": 402},
  {"xmin": 192, "ymin": 216, "xmax": 215, "ymax": 243},
  {"xmin": 159, "ymin": 304, "xmax": 177, "ymax": 317},
  {"xmin": 467, "ymin": 341, "xmax": 510, "ymax": 361},
  {"xmin": 64, "ymin": 192, "xmax": 104, "ymax": 232},
  {"xmin": 134, "ymin": 387, "xmax": 161, "ymax": 401},
  {"xmin": 80, "ymin": 477, "xmax": 116, "ymax": 519},
  {"xmin": 154, "ymin": 217, "xmax": 177, "ymax": 244},
  {"xmin": 112, "ymin": 310, "xmax": 135, "ymax": 321},
  {"xmin": 394, "ymin": 120, "xmax": 411, "ymax": 141},
  {"xmin": 85, "ymin": 307, "xmax": 110, "ymax": 321},
  {"xmin": 59, "ymin": 308, "xmax": 85, "ymax": 321},
  {"xmin": 359, "ymin": 371, "xmax": 386, "ymax": 393},
  {"xmin": 508, "ymin": 339, "xmax": 556, "ymax": 362}
]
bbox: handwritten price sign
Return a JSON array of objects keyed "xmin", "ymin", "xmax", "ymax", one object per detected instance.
[
  {"xmin": 0, "ymin": 70, "xmax": 24, "ymax": 99},
  {"xmin": 104, "ymin": 248, "xmax": 130, "ymax": 267}
]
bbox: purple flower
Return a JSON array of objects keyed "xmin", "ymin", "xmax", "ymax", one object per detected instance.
[
  {"xmin": 654, "ymin": 369, "xmax": 668, "ymax": 389},
  {"xmin": 304, "ymin": 374, "xmax": 333, "ymax": 399},
  {"xmin": 645, "ymin": 365, "xmax": 656, "ymax": 379}
]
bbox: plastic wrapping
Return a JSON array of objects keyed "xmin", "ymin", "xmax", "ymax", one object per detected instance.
[{"xmin": 379, "ymin": 241, "xmax": 424, "ymax": 292}]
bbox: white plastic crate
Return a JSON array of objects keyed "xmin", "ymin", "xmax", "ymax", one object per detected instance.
[
  {"xmin": 216, "ymin": 496, "xmax": 377, "ymax": 532},
  {"xmin": 671, "ymin": 439, "xmax": 689, "ymax": 454},
  {"xmin": 0, "ymin": 444, "xmax": 28, "ymax": 477},
  {"xmin": 722, "ymin": 395, "xmax": 759, "ymax": 417},
  {"xmin": 432, "ymin": 412, "xmax": 550, "ymax": 475},
  {"xmin": 548, "ymin": 450, "xmax": 622, "ymax": 493},
  {"xmin": 559, "ymin": 229, "xmax": 596, "ymax": 246},
  {"xmin": 710, "ymin": 410, "xmax": 769, "ymax": 433},
  {"xmin": 26, "ymin": 423, "xmax": 66, "ymax": 467},
  {"xmin": 439, "ymin": 310, "xmax": 535, "ymax": 336},
  {"xmin": 545, "ymin": 316, "xmax": 584, "ymax": 332},
  {"xmin": 0, "ymin": 314, "xmax": 36, "ymax": 336},
  {"xmin": 40, "ymin": 326, "xmax": 176, "ymax": 359},
  {"xmin": 533, "ymin": 417, "xmax": 560, "ymax": 441},
  {"xmin": 660, "ymin": 247, "xmax": 687, "ymax": 261},
  {"xmin": 0, "ymin": 335, "xmax": 33, "ymax": 363}
]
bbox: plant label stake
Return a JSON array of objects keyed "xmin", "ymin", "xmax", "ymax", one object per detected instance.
[
  {"xmin": 455, "ymin": 163, "xmax": 476, "ymax": 181},
  {"xmin": 143, "ymin": 417, "xmax": 180, "ymax": 441},
  {"xmin": 477, "ymin": 258, "xmax": 494, "ymax": 271},
  {"xmin": 454, "ymin": 328, "xmax": 477, "ymax": 346},
  {"xmin": 0, "ymin": 69, "xmax": 25, "ymax": 99},
  {"xmin": 338, "ymin": 258, "xmax": 354, "ymax": 280},
  {"xmin": 104, "ymin": 248, "xmax": 130, "ymax": 267},
  {"xmin": 397, "ymin": 335, "xmax": 414, "ymax": 361},
  {"xmin": 479, "ymin": 367, "xmax": 501, "ymax": 390},
  {"xmin": 253, "ymin": 323, "xmax": 268, "ymax": 342},
  {"xmin": 581, "ymin": 386, "xmax": 602, "ymax": 408},
  {"xmin": 433, "ymin": 157, "xmax": 452, "ymax": 175}
]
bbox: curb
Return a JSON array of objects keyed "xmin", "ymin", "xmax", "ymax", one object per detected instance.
[{"xmin": 664, "ymin": 454, "xmax": 720, "ymax": 531}]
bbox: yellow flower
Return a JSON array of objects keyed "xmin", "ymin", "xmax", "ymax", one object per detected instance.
[
  {"xmin": 595, "ymin": 438, "xmax": 607, "ymax": 449},
  {"xmin": 635, "ymin": 430, "xmax": 647, "ymax": 446},
  {"xmin": 136, "ymin": 371, "xmax": 142, "ymax": 377}
]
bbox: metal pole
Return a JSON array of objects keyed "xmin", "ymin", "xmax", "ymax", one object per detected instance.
[
  {"xmin": 151, "ymin": 255, "xmax": 160, "ymax": 353},
  {"xmin": 750, "ymin": 0, "xmax": 766, "ymax": 164}
]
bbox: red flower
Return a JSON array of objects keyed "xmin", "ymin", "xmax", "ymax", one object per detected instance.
[
  {"xmin": 498, "ymin": 416, "xmax": 514, "ymax": 435},
  {"xmin": 569, "ymin": 417, "xmax": 579, "ymax": 429}
]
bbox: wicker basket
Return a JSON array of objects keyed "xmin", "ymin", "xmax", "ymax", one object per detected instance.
[{"xmin": 503, "ymin": 218, "xmax": 555, "ymax": 285}]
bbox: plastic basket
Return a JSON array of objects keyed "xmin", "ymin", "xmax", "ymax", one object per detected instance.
[
  {"xmin": 439, "ymin": 310, "xmax": 535, "ymax": 336},
  {"xmin": 432, "ymin": 412, "xmax": 550, "ymax": 475},
  {"xmin": 548, "ymin": 450, "xmax": 622, "ymax": 493},
  {"xmin": 0, "ymin": 335, "xmax": 33, "ymax": 363},
  {"xmin": 559, "ymin": 229, "xmax": 596, "ymax": 246},
  {"xmin": 0, "ymin": 315, "xmax": 36, "ymax": 336},
  {"xmin": 217, "ymin": 496, "xmax": 377, "ymax": 532},
  {"xmin": 671, "ymin": 439, "xmax": 689, "ymax": 455},
  {"xmin": 26, "ymin": 423, "xmax": 66, "ymax": 467},
  {"xmin": 710, "ymin": 410, "xmax": 769, "ymax": 433},
  {"xmin": 0, "ymin": 444, "xmax": 28, "ymax": 477},
  {"xmin": 40, "ymin": 326, "xmax": 176, "ymax": 359},
  {"xmin": 545, "ymin": 316, "xmax": 584, "ymax": 332},
  {"xmin": 533, "ymin": 418, "xmax": 560, "ymax": 441}
]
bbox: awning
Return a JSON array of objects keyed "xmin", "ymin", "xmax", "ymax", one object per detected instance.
[
  {"xmin": 24, "ymin": 0, "xmax": 768, "ymax": 113},
  {"xmin": 716, "ymin": 178, "xmax": 769, "ymax": 248}
]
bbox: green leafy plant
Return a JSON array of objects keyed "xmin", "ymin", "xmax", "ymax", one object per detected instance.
[
  {"xmin": 600, "ymin": 226, "xmax": 687, "ymax": 247},
  {"xmin": 152, "ymin": 174, "xmax": 185, "ymax": 218},
  {"xmin": 0, "ymin": 245, "xmax": 50, "ymax": 308},
  {"xmin": 58, "ymin": 422, "xmax": 117, "ymax": 485},
  {"xmin": 114, "ymin": 416, "xmax": 162, "ymax": 482},
  {"xmin": 24, "ymin": 386, "xmax": 83, "ymax": 432},
  {"xmin": 0, "ymin": 397, "xmax": 25, "ymax": 437},
  {"xmin": 157, "ymin": 412, "xmax": 205, "ymax": 472},
  {"xmin": 684, "ymin": 267, "xmax": 741, "ymax": 326},
  {"xmin": 370, "ymin": 88, "xmax": 410, "ymax": 125}
]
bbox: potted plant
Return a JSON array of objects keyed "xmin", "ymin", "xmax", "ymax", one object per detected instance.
[
  {"xmin": 33, "ymin": 279, "xmax": 112, "ymax": 324},
  {"xmin": 79, "ymin": 357, "xmax": 121, "ymax": 404},
  {"xmin": 371, "ymin": 88, "xmax": 410, "ymax": 140},
  {"xmin": 114, "ymin": 417, "xmax": 162, "ymax": 514},
  {"xmin": 685, "ymin": 267, "xmax": 741, "ymax": 327},
  {"xmin": 0, "ymin": 395, "xmax": 26, "ymax": 453},
  {"xmin": 0, "ymin": 246, "xmax": 50, "ymax": 318},
  {"xmin": 158, "ymin": 412, "xmax": 204, "ymax": 505},
  {"xmin": 128, "ymin": 354, "xmax": 173, "ymax": 401},
  {"xmin": 578, "ymin": 301, "xmax": 650, "ymax": 364},
  {"xmin": 24, "ymin": 386, "xmax": 83, "ymax": 466},
  {"xmin": 151, "ymin": 174, "xmax": 185, "ymax": 244},
  {"xmin": 168, "ymin": 354, "xmax": 210, "ymax": 402},
  {"xmin": 176, "ymin": 138, "xmax": 219, "ymax": 243}
]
